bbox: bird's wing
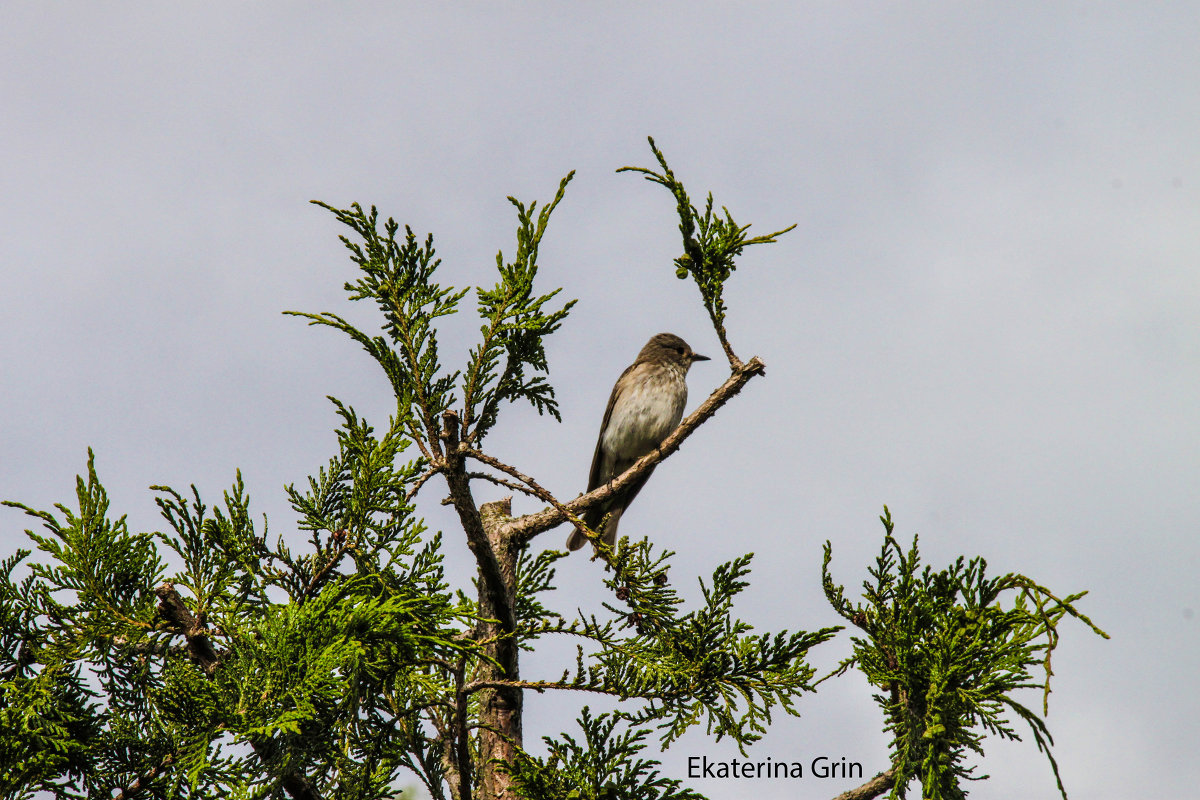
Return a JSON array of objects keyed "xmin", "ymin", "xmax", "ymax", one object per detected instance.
[{"xmin": 586, "ymin": 360, "xmax": 638, "ymax": 492}]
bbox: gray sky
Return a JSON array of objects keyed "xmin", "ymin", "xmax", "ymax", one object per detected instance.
[{"xmin": 2, "ymin": 4, "xmax": 1197, "ymax": 798}]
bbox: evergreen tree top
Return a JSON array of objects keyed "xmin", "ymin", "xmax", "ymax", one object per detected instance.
[{"xmin": 1, "ymin": 140, "xmax": 1104, "ymax": 800}]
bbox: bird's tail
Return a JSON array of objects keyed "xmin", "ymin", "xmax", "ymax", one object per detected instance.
[{"xmin": 566, "ymin": 526, "xmax": 589, "ymax": 551}]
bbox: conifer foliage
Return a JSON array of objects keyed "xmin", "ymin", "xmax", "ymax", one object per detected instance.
[{"xmin": 2, "ymin": 140, "xmax": 1104, "ymax": 800}]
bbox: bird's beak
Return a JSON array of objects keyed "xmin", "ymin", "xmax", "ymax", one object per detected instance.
[{"xmin": 691, "ymin": 353, "xmax": 710, "ymax": 362}]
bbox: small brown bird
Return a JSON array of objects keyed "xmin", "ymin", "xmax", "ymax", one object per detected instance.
[{"xmin": 567, "ymin": 333, "xmax": 709, "ymax": 552}]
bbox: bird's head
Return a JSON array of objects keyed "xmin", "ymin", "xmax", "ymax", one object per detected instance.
[{"xmin": 640, "ymin": 332, "xmax": 710, "ymax": 371}]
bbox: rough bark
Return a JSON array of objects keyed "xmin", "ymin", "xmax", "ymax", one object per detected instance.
[
  {"xmin": 477, "ymin": 497, "xmax": 521, "ymax": 800},
  {"xmin": 154, "ymin": 582, "xmax": 220, "ymax": 676}
]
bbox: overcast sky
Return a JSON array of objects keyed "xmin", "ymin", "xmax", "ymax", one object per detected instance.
[{"xmin": 2, "ymin": 4, "xmax": 1197, "ymax": 799}]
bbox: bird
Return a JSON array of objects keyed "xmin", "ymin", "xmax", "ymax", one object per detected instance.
[{"xmin": 567, "ymin": 332, "xmax": 709, "ymax": 552}]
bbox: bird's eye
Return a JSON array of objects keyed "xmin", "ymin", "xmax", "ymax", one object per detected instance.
[{"xmin": 675, "ymin": 346, "xmax": 685, "ymax": 355}]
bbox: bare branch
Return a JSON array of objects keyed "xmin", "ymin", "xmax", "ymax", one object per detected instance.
[
  {"xmin": 440, "ymin": 411, "xmax": 524, "ymax": 799},
  {"xmin": 405, "ymin": 466, "xmax": 442, "ymax": 503},
  {"xmin": 111, "ymin": 755, "xmax": 173, "ymax": 800},
  {"xmin": 463, "ymin": 452, "xmax": 555, "ymax": 503},
  {"xmin": 462, "ymin": 678, "xmax": 626, "ymax": 697},
  {"xmin": 503, "ymin": 356, "xmax": 766, "ymax": 543},
  {"xmin": 829, "ymin": 768, "xmax": 898, "ymax": 800},
  {"xmin": 464, "ymin": 448, "xmax": 591, "ymax": 534},
  {"xmin": 467, "ymin": 471, "xmax": 542, "ymax": 500},
  {"xmin": 452, "ymin": 654, "xmax": 473, "ymax": 800},
  {"xmin": 109, "ymin": 635, "xmax": 192, "ymax": 660},
  {"xmin": 426, "ymin": 707, "xmax": 461, "ymax": 800}
]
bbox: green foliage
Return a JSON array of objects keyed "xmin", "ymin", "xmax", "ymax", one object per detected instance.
[
  {"xmin": 297, "ymin": 174, "xmax": 577, "ymax": 454},
  {"xmin": 274, "ymin": 397, "xmax": 434, "ymax": 600},
  {"xmin": 2, "ymin": 455, "xmax": 166, "ymax": 799},
  {"xmin": 289, "ymin": 203, "xmax": 466, "ymax": 450},
  {"xmin": 220, "ymin": 571, "xmax": 467, "ymax": 793},
  {"xmin": 5, "ymin": 450, "xmax": 164, "ymax": 633},
  {"xmin": 1, "ymin": 452, "xmax": 167, "ymax": 799},
  {"xmin": 507, "ymin": 707, "xmax": 706, "ymax": 800},
  {"xmin": 509, "ymin": 537, "xmax": 837, "ymax": 754},
  {"xmin": 512, "ymin": 547, "xmax": 568, "ymax": 647},
  {"xmin": 0, "ymin": 415, "xmax": 473, "ymax": 797},
  {"xmin": 596, "ymin": 544, "xmax": 836, "ymax": 751},
  {"xmin": 153, "ymin": 473, "xmax": 268, "ymax": 620},
  {"xmin": 619, "ymin": 137, "xmax": 796, "ymax": 341},
  {"xmin": 462, "ymin": 172, "xmax": 578, "ymax": 443},
  {"xmin": 0, "ymin": 147, "xmax": 1104, "ymax": 800},
  {"xmin": 822, "ymin": 507, "xmax": 1109, "ymax": 800}
]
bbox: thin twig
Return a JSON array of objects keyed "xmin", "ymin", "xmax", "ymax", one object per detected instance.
[
  {"xmin": 466, "ymin": 471, "xmax": 542, "ymax": 500},
  {"xmin": 462, "ymin": 678, "xmax": 624, "ymax": 697},
  {"xmin": 462, "ymin": 451, "xmax": 557, "ymax": 504},
  {"xmin": 463, "ymin": 449, "xmax": 590, "ymax": 532},
  {"xmin": 298, "ymin": 531, "xmax": 353, "ymax": 603},
  {"xmin": 405, "ymin": 466, "xmax": 442, "ymax": 503}
]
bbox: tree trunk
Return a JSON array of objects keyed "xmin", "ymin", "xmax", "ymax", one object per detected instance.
[
  {"xmin": 477, "ymin": 498, "xmax": 521, "ymax": 800},
  {"xmin": 440, "ymin": 410, "xmax": 523, "ymax": 800}
]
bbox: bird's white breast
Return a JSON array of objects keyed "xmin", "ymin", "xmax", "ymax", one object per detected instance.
[{"xmin": 601, "ymin": 365, "xmax": 687, "ymax": 460}]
